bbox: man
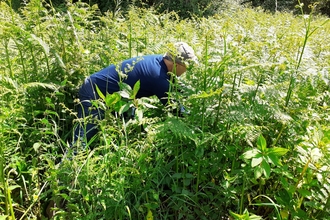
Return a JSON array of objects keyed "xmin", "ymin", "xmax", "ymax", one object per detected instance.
[{"xmin": 74, "ymin": 42, "xmax": 197, "ymax": 143}]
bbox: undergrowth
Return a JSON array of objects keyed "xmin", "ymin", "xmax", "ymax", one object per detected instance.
[{"xmin": 0, "ymin": 0, "xmax": 329, "ymax": 219}]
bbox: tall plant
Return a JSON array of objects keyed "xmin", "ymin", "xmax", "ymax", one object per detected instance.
[{"xmin": 285, "ymin": 1, "xmax": 329, "ymax": 107}]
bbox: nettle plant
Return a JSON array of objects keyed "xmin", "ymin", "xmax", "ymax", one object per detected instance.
[{"xmin": 242, "ymin": 135, "xmax": 289, "ymax": 180}]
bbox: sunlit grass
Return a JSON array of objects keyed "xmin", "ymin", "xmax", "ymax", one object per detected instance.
[{"xmin": 0, "ymin": 0, "xmax": 330, "ymax": 219}]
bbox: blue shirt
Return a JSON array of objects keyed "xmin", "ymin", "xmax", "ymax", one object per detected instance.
[{"xmin": 89, "ymin": 55, "xmax": 171, "ymax": 105}]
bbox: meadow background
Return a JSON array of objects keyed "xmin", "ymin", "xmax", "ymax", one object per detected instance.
[{"xmin": 0, "ymin": 0, "xmax": 330, "ymax": 219}]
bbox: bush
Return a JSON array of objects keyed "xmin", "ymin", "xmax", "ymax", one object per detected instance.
[
  {"xmin": 241, "ymin": 0, "xmax": 330, "ymax": 16},
  {"xmin": 1, "ymin": 0, "xmax": 330, "ymax": 219}
]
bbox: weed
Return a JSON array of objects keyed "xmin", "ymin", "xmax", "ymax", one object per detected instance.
[{"xmin": 0, "ymin": 0, "xmax": 329, "ymax": 219}]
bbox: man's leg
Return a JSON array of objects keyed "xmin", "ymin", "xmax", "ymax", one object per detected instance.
[{"xmin": 73, "ymin": 78, "xmax": 103, "ymax": 146}]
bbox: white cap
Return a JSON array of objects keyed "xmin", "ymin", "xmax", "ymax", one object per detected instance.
[{"xmin": 164, "ymin": 42, "xmax": 198, "ymax": 65}]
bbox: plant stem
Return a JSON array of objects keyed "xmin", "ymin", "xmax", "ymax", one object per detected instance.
[
  {"xmin": 201, "ymin": 35, "xmax": 208, "ymax": 130},
  {"xmin": 13, "ymin": 38, "xmax": 28, "ymax": 82},
  {"xmin": 213, "ymin": 58, "xmax": 228, "ymax": 128},
  {"xmin": 285, "ymin": 1, "xmax": 312, "ymax": 107},
  {"xmin": 196, "ymin": 35, "xmax": 209, "ymax": 193},
  {"xmin": 7, "ymin": 0, "xmax": 16, "ymax": 24},
  {"xmin": 239, "ymin": 173, "xmax": 246, "ymax": 214},
  {"xmin": 294, "ymin": 157, "xmax": 311, "ymax": 193},
  {"xmin": 6, "ymin": 170, "xmax": 15, "ymax": 219},
  {"xmin": 129, "ymin": 21, "xmax": 132, "ymax": 58},
  {"xmin": 271, "ymin": 123, "xmax": 286, "ymax": 147},
  {"xmin": 29, "ymin": 41, "xmax": 38, "ymax": 78},
  {"xmin": 0, "ymin": 139, "xmax": 8, "ymax": 216},
  {"xmin": 230, "ymin": 71, "xmax": 238, "ymax": 102},
  {"xmin": 19, "ymin": 181, "xmax": 48, "ymax": 220},
  {"xmin": 4, "ymin": 39, "xmax": 14, "ymax": 78},
  {"xmin": 253, "ymin": 73, "xmax": 263, "ymax": 103}
]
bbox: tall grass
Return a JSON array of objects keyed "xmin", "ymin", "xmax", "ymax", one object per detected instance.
[{"xmin": 0, "ymin": 0, "xmax": 330, "ymax": 219}]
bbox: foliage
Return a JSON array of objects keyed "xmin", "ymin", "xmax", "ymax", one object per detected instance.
[
  {"xmin": 239, "ymin": 0, "xmax": 330, "ymax": 16},
  {"xmin": 0, "ymin": 0, "xmax": 330, "ymax": 219},
  {"xmin": 6, "ymin": 0, "xmax": 230, "ymax": 18},
  {"xmin": 6, "ymin": 0, "xmax": 330, "ymax": 18}
]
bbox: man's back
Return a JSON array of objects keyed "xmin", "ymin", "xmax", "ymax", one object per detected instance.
[{"xmin": 89, "ymin": 55, "xmax": 170, "ymax": 103}]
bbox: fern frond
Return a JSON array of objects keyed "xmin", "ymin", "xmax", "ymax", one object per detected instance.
[
  {"xmin": 0, "ymin": 75, "xmax": 19, "ymax": 89},
  {"xmin": 23, "ymin": 82, "xmax": 58, "ymax": 91},
  {"xmin": 163, "ymin": 117, "xmax": 198, "ymax": 144}
]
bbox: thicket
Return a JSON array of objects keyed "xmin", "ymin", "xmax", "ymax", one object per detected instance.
[
  {"xmin": 247, "ymin": 0, "xmax": 330, "ymax": 15},
  {"xmin": 5, "ymin": 0, "xmax": 330, "ymax": 17},
  {"xmin": 0, "ymin": 0, "xmax": 330, "ymax": 219}
]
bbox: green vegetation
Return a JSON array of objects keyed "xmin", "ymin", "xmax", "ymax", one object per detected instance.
[
  {"xmin": 7, "ymin": 0, "xmax": 330, "ymax": 17},
  {"xmin": 1, "ymin": 0, "xmax": 330, "ymax": 219}
]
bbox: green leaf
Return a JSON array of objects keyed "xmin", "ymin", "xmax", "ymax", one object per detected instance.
[
  {"xmin": 189, "ymin": 88, "xmax": 223, "ymax": 99},
  {"xmin": 8, "ymin": 185, "xmax": 21, "ymax": 191},
  {"xmin": 223, "ymin": 171, "xmax": 238, "ymax": 182},
  {"xmin": 261, "ymin": 160, "xmax": 271, "ymax": 179},
  {"xmin": 276, "ymin": 189, "xmax": 291, "ymax": 205},
  {"xmin": 267, "ymin": 147, "xmax": 289, "ymax": 156},
  {"xmin": 323, "ymin": 129, "xmax": 330, "ymax": 143},
  {"xmin": 55, "ymin": 92, "xmax": 65, "ymax": 96},
  {"xmin": 152, "ymin": 191, "xmax": 159, "ymax": 201},
  {"xmin": 257, "ymin": 135, "xmax": 267, "ymax": 152},
  {"xmin": 118, "ymin": 102, "xmax": 131, "ymax": 114},
  {"xmin": 172, "ymin": 173, "xmax": 182, "ymax": 179},
  {"xmin": 119, "ymin": 82, "xmax": 132, "ymax": 98},
  {"xmin": 59, "ymin": 79, "xmax": 67, "ymax": 87},
  {"xmin": 105, "ymin": 93, "xmax": 121, "ymax": 107},
  {"xmin": 195, "ymin": 145, "xmax": 204, "ymax": 158},
  {"xmin": 143, "ymin": 102, "xmax": 158, "ymax": 109},
  {"xmin": 254, "ymin": 166, "xmax": 263, "ymax": 179},
  {"xmin": 267, "ymin": 154, "xmax": 282, "ymax": 166},
  {"xmin": 54, "ymin": 50, "xmax": 66, "ymax": 69},
  {"xmin": 118, "ymin": 90, "xmax": 130, "ymax": 99},
  {"xmin": 249, "ymin": 214, "xmax": 263, "ymax": 220},
  {"xmin": 95, "ymin": 85, "xmax": 105, "ymax": 100},
  {"xmin": 33, "ymin": 143, "xmax": 41, "ymax": 152},
  {"xmin": 131, "ymin": 80, "xmax": 140, "ymax": 99},
  {"xmin": 242, "ymin": 149, "xmax": 260, "ymax": 160},
  {"xmin": 135, "ymin": 108, "xmax": 143, "ymax": 121},
  {"xmin": 183, "ymin": 178, "xmax": 191, "ymax": 186},
  {"xmin": 31, "ymin": 34, "xmax": 50, "ymax": 55},
  {"xmin": 310, "ymin": 148, "xmax": 322, "ymax": 162},
  {"xmin": 114, "ymin": 100, "xmax": 127, "ymax": 112},
  {"xmin": 229, "ymin": 209, "xmax": 262, "ymax": 220},
  {"xmin": 0, "ymin": 216, "xmax": 8, "ymax": 220},
  {"xmin": 298, "ymin": 189, "xmax": 312, "ymax": 197},
  {"xmin": 146, "ymin": 209, "xmax": 153, "ymax": 220},
  {"xmin": 251, "ymin": 155, "xmax": 263, "ymax": 167},
  {"xmin": 229, "ymin": 210, "xmax": 249, "ymax": 219},
  {"xmin": 24, "ymin": 82, "xmax": 58, "ymax": 91}
]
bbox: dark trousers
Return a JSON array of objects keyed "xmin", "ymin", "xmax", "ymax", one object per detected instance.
[{"xmin": 74, "ymin": 77, "xmax": 104, "ymax": 144}]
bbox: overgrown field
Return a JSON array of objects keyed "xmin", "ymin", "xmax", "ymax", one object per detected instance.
[{"xmin": 0, "ymin": 0, "xmax": 330, "ymax": 219}]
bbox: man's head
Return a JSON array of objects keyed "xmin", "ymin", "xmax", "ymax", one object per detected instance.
[{"xmin": 164, "ymin": 42, "xmax": 198, "ymax": 76}]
